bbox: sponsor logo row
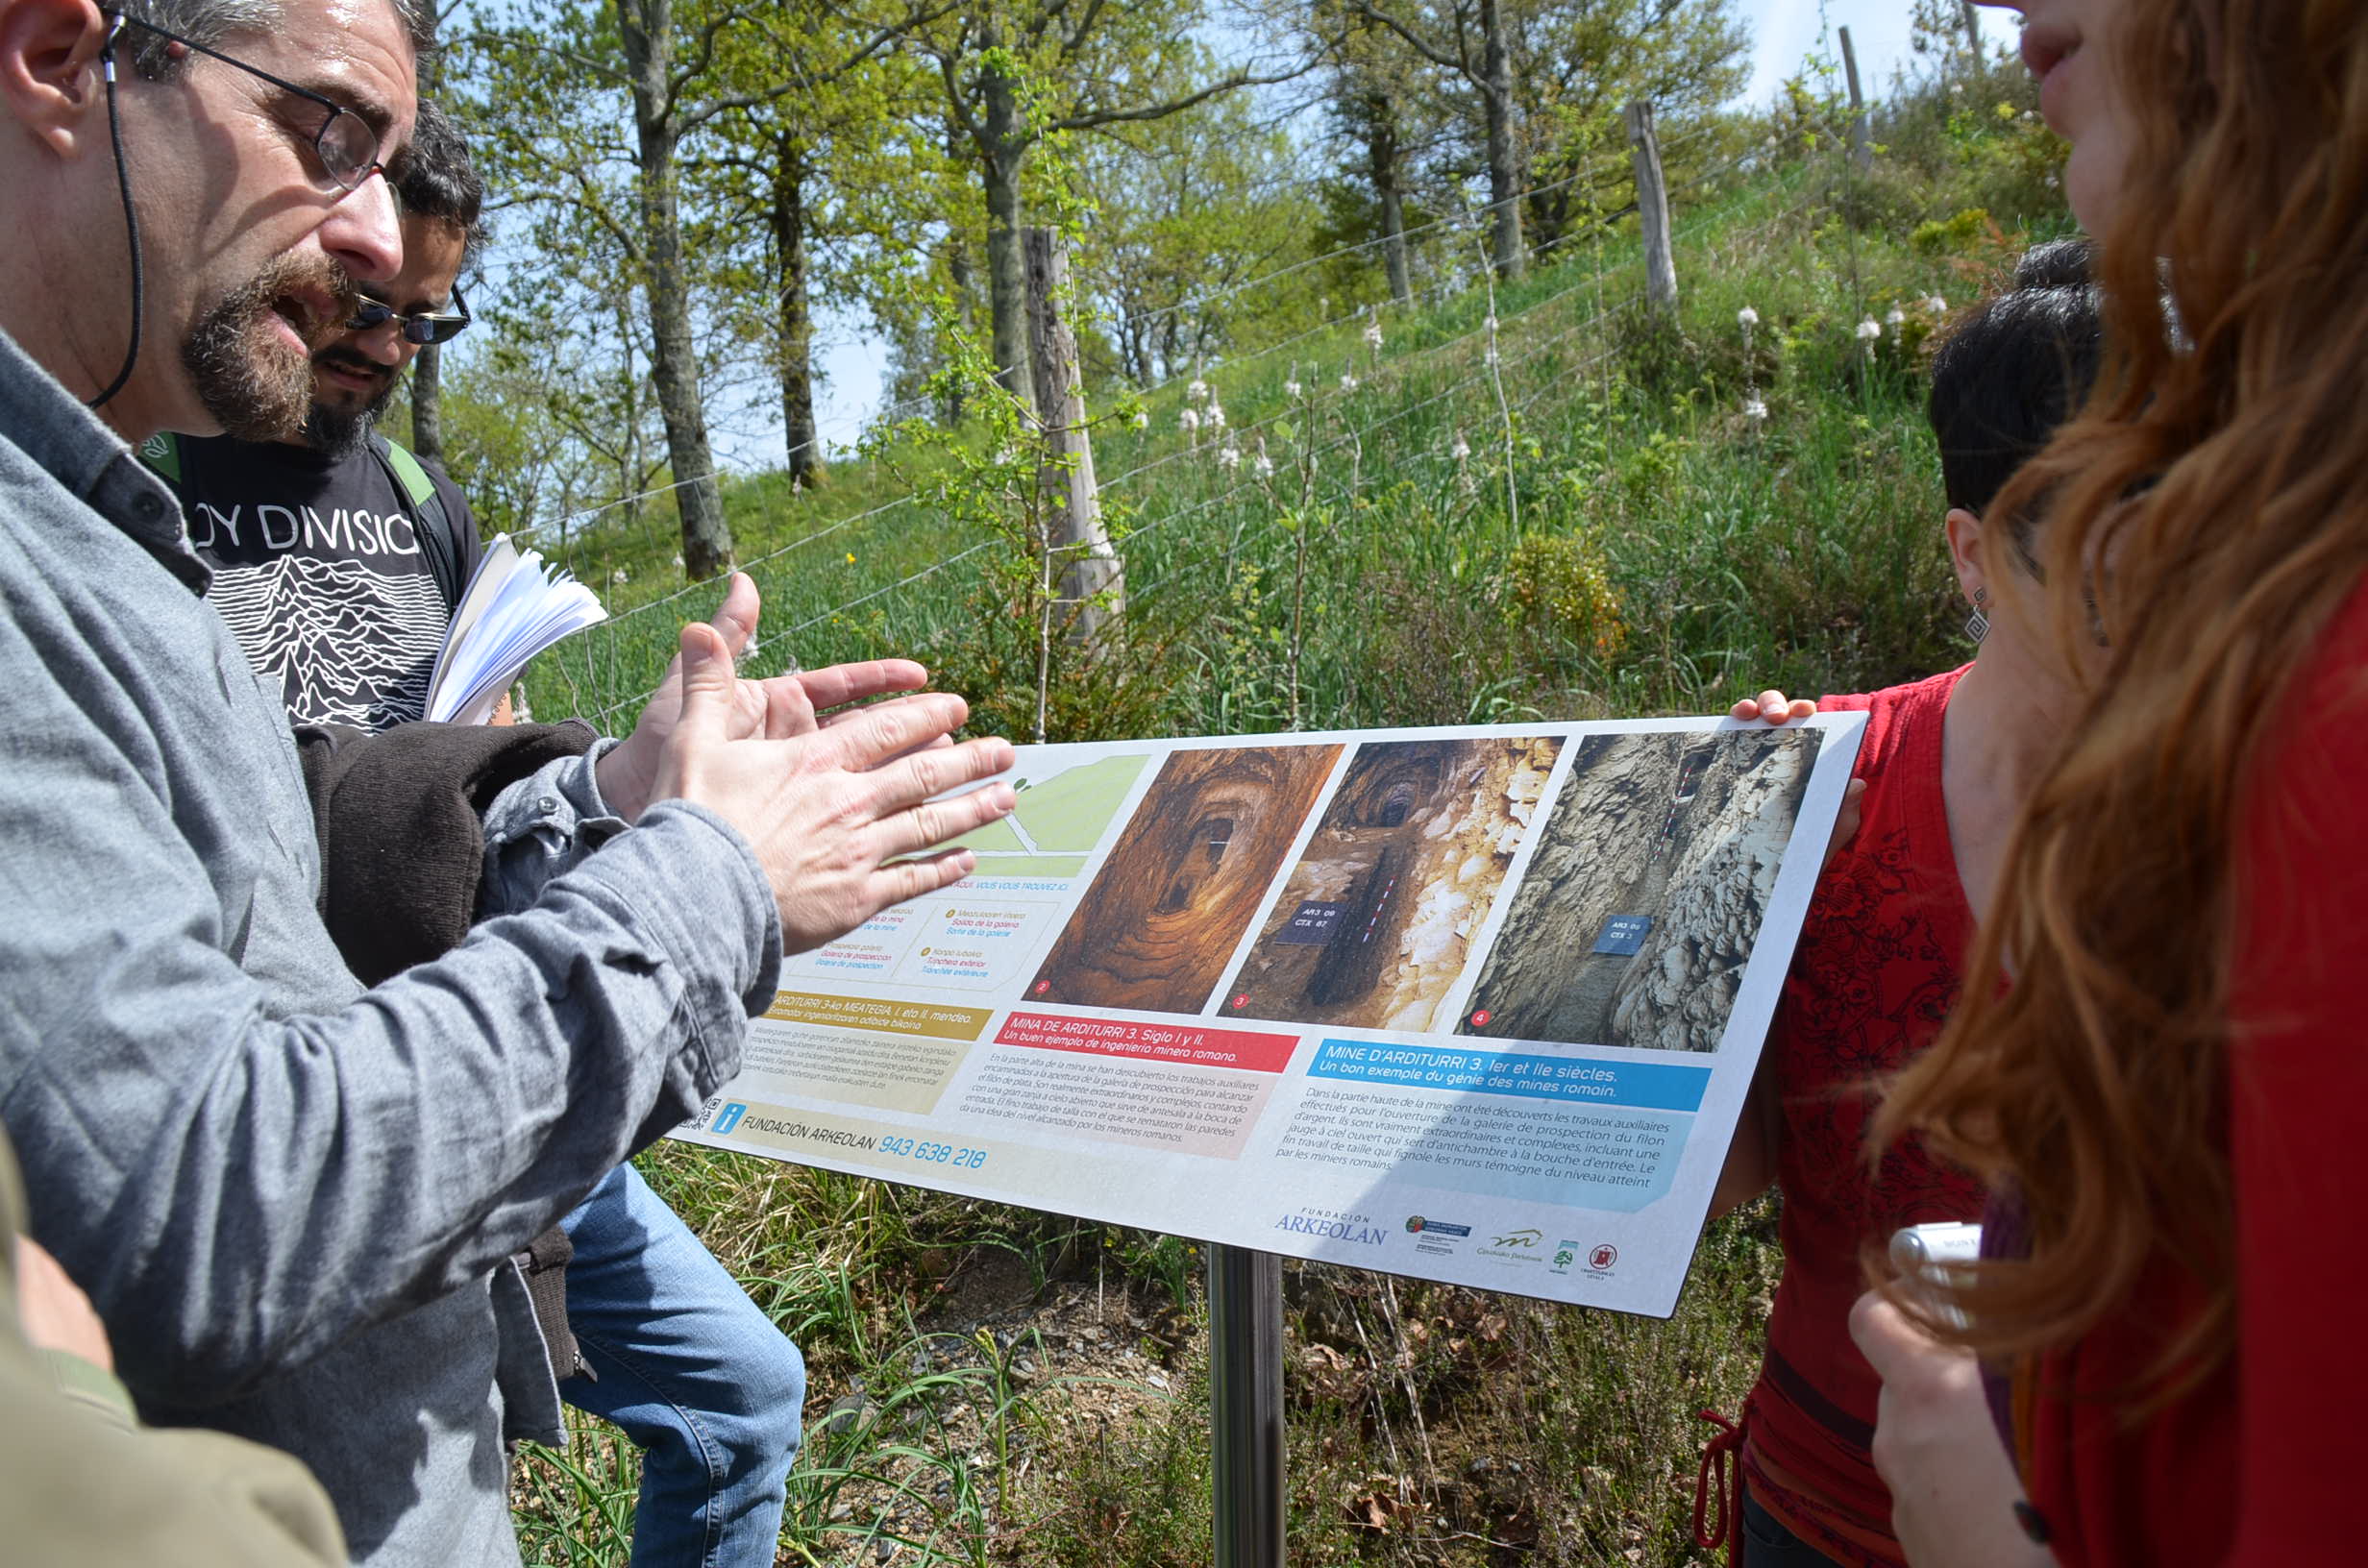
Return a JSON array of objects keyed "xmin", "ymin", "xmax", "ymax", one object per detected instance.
[{"xmin": 1273, "ymin": 1208, "xmax": 1617, "ymax": 1277}]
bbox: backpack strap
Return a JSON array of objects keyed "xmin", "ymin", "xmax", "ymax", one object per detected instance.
[
  {"xmin": 371, "ymin": 434, "xmax": 464, "ymax": 613},
  {"xmin": 136, "ymin": 430, "xmax": 185, "ymax": 487}
]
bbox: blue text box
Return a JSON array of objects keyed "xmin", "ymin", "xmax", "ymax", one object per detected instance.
[{"xmin": 1307, "ymin": 1041, "xmax": 1709, "ymax": 1113}]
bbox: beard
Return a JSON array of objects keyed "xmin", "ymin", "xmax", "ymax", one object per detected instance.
[
  {"xmin": 183, "ymin": 254, "xmax": 358, "ymax": 443},
  {"xmin": 303, "ymin": 347, "xmax": 400, "ymax": 458}
]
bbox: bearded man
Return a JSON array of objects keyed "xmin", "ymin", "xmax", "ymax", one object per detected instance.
[{"xmin": 0, "ymin": 2, "xmax": 1013, "ymax": 1563}]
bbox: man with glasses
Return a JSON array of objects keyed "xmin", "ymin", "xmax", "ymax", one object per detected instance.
[
  {"xmin": 160, "ymin": 99, "xmax": 816, "ymax": 1568},
  {"xmin": 155, "ymin": 100, "xmax": 488, "ymax": 729},
  {"xmin": 0, "ymin": 5, "xmax": 1013, "ymax": 1568}
]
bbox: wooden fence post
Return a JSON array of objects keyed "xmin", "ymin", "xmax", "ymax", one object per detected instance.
[
  {"xmin": 1838, "ymin": 26, "xmax": 1874, "ymax": 174},
  {"xmin": 1960, "ymin": 1, "xmax": 1985, "ymax": 69},
  {"xmin": 1625, "ymin": 100, "xmax": 1679, "ymax": 320},
  {"xmin": 1023, "ymin": 227, "xmax": 1122, "ymax": 646}
]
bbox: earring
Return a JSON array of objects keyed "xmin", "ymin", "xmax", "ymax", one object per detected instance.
[{"xmin": 1964, "ymin": 586, "xmax": 1990, "ymax": 644}]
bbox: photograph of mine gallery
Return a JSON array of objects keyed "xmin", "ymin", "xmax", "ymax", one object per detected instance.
[{"xmin": 1459, "ymin": 727, "xmax": 1822, "ymax": 1051}]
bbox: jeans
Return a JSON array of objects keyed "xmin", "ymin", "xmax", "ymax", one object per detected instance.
[
  {"xmin": 558, "ymin": 1164, "xmax": 806, "ymax": 1568},
  {"xmin": 1740, "ymin": 1489, "xmax": 1846, "ymax": 1568}
]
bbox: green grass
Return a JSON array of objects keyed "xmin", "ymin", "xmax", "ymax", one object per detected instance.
[{"xmin": 503, "ymin": 111, "xmax": 2061, "ymax": 1567}]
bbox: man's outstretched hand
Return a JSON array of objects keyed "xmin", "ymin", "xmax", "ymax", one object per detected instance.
[
  {"xmin": 599, "ymin": 573, "xmax": 946, "ymax": 822},
  {"xmin": 650, "ymin": 623, "xmax": 1016, "ymax": 954}
]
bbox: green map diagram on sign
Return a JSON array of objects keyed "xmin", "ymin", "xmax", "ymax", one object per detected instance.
[{"xmin": 952, "ymin": 753, "xmax": 1151, "ymax": 879}]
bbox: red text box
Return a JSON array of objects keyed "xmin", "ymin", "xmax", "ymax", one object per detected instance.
[{"xmin": 995, "ymin": 1012, "xmax": 1299, "ymax": 1074}]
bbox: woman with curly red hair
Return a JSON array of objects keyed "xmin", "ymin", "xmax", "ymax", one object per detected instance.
[{"xmin": 1854, "ymin": 2, "xmax": 2368, "ymax": 1564}]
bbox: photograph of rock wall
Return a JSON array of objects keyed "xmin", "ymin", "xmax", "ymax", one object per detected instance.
[
  {"xmin": 1456, "ymin": 726, "xmax": 1823, "ymax": 1050},
  {"xmin": 1218, "ymin": 736, "xmax": 1564, "ymax": 1032},
  {"xmin": 1026, "ymin": 744, "xmax": 1344, "ymax": 1015}
]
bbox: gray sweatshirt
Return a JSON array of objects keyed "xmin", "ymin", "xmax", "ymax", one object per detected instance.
[{"xmin": 0, "ymin": 326, "xmax": 780, "ymax": 1565}]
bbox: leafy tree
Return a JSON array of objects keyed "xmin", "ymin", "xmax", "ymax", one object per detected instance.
[
  {"xmin": 1070, "ymin": 84, "xmax": 1334, "ymax": 385},
  {"xmin": 876, "ymin": 0, "xmax": 1317, "ymax": 409},
  {"xmin": 699, "ymin": 3, "xmax": 946, "ymax": 487},
  {"xmin": 1316, "ymin": 7, "xmax": 1448, "ymax": 304},
  {"xmin": 1511, "ymin": 0, "xmax": 1748, "ymax": 253},
  {"xmin": 1346, "ymin": 0, "xmax": 1528, "ymax": 279}
]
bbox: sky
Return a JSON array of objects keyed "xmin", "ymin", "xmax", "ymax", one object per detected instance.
[{"xmin": 740, "ymin": 2, "xmax": 2031, "ymax": 471}]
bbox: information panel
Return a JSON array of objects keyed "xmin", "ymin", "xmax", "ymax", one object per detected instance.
[{"xmin": 675, "ymin": 714, "xmax": 1864, "ymax": 1317}]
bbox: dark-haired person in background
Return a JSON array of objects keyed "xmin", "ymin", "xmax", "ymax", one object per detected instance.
[
  {"xmin": 155, "ymin": 99, "xmax": 810, "ymax": 1568},
  {"xmin": 1695, "ymin": 241, "xmax": 2100, "ymax": 1568}
]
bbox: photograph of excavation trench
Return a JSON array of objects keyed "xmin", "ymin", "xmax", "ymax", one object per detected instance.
[
  {"xmin": 1026, "ymin": 744, "xmax": 1344, "ymax": 1015},
  {"xmin": 1219, "ymin": 736, "xmax": 1564, "ymax": 1032},
  {"xmin": 1458, "ymin": 726, "xmax": 1823, "ymax": 1051}
]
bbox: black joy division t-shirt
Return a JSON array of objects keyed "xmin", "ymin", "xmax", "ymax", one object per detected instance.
[{"xmin": 175, "ymin": 436, "xmax": 482, "ymax": 731}]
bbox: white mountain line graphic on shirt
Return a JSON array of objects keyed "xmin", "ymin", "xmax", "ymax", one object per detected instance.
[{"xmin": 209, "ymin": 553, "xmax": 448, "ymax": 730}]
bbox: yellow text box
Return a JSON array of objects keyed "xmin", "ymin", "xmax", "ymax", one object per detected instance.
[{"xmin": 763, "ymin": 990, "xmax": 994, "ymax": 1042}]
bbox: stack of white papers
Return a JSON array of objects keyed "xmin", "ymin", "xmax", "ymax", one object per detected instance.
[{"xmin": 424, "ymin": 534, "xmax": 608, "ymax": 724}]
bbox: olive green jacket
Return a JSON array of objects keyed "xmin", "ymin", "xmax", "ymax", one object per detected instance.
[{"xmin": 0, "ymin": 1129, "xmax": 347, "ymax": 1567}]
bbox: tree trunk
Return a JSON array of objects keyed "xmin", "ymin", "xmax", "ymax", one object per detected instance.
[
  {"xmin": 1367, "ymin": 98, "xmax": 1412, "ymax": 305},
  {"xmin": 1479, "ymin": 0, "xmax": 1524, "ymax": 281},
  {"xmin": 1024, "ymin": 228, "xmax": 1120, "ymax": 648},
  {"xmin": 1626, "ymin": 100, "xmax": 1678, "ymax": 318},
  {"xmin": 771, "ymin": 133, "xmax": 823, "ymax": 489},
  {"xmin": 940, "ymin": 116, "xmax": 973, "ymax": 427},
  {"xmin": 978, "ymin": 48, "xmax": 1034, "ymax": 410},
  {"xmin": 617, "ymin": 0, "xmax": 733, "ymax": 579},
  {"xmin": 408, "ymin": 342, "xmax": 445, "ymax": 464}
]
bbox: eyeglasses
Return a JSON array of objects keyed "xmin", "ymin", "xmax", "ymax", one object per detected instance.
[
  {"xmin": 350, "ymin": 284, "xmax": 472, "ymax": 345},
  {"xmin": 106, "ymin": 12, "xmax": 385, "ymax": 190}
]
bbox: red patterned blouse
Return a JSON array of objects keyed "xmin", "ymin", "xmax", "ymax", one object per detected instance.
[{"xmin": 1738, "ymin": 666, "xmax": 1989, "ymax": 1567}]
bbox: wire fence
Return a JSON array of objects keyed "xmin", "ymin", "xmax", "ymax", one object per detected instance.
[{"xmin": 542, "ymin": 152, "xmax": 1808, "ymax": 731}]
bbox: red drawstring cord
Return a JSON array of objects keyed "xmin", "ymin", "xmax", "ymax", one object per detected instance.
[{"xmin": 1691, "ymin": 1405, "xmax": 1748, "ymax": 1563}]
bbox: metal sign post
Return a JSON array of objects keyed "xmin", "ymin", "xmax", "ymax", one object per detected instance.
[{"xmin": 1208, "ymin": 1243, "xmax": 1286, "ymax": 1568}]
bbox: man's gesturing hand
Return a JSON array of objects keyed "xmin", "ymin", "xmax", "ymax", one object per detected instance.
[
  {"xmin": 651, "ymin": 623, "xmax": 1017, "ymax": 953},
  {"xmin": 599, "ymin": 574, "xmax": 947, "ymax": 822}
]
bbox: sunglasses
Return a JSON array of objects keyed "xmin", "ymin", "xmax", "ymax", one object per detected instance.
[{"xmin": 349, "ymin": 284, "xmax": 473, "ymax": 345}]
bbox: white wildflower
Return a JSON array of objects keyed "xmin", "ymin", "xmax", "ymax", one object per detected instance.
[
  {"xmin": 1187, "ymin": 378, "xmax": 1209, "ymax": 403},
  {"xmin": 1886, "ymin": 306, "xmax": 1907, "ymax": 330},
  {"xmin": 610, "ymin": 568, "xmax": 629, "ymax": 586},
  {"xmin": 1857, "ymin": 317, "xmax": 1882, "ymax": 342},
  {"xmin": 1340, "ymin": 371, "xmax": 1360, "ymax": 392},
  {"xmin": 1737, "ymin": 306, "xmax": 1760, "ymax": 329},
  {"xmin": 1205, "ymin": 401, "xmax": 1226, "ymax": 430},
  {"xmin": 1363, "ymin": 317, "xmax": 1385, "ymax": 351},
  {"xmin": 1926, "ymin": 294, "xmax": 1948, "ymax": 313},
  {"xmin": 1131, "ymin": 407, "xmax": 1149, "ymax": 429},
  {"xmin": 1251, "ymin": 440, "xmax": 1274, "ymax": 480},
  {"xmin": 1742, "ymin": 395, "xmax": 1769, "ymax": 422},
  {"xmin": 2045, "ymin": 172, "xmax": 2060, "ymax": 189},
  {"xmin": 1284, "ymin": 379, "xmax": 1303, "ymax": 400},
  {"xmin": 1216, "ymin": 439, "xmax": 1242, "ymax": 473},
  {"xmin": 1179, "ymin": 407, "xmax": 1200, "ymax": 435},
  {"xmin": 671, "ymin": 553, "xmax": 684, "ymax": 568},
  {"xmin": 1450, "ymin": 431, "xmax": 1471, "ymax": 462}
]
